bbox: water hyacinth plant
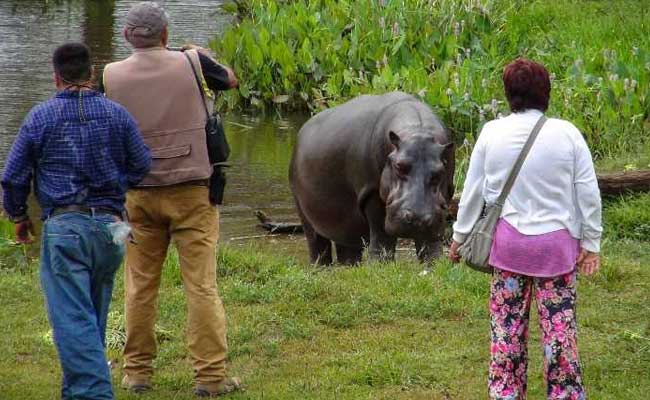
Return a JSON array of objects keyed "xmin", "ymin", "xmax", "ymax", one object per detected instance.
[{"xmin": 212, "ymin": 0, "xmax": 649, "ymax": 162}]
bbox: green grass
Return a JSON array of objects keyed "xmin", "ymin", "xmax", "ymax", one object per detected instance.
[
  {"xmin": 602, "ymin": 193, "xmax": 650, "ymax": 242},
  {"xmin": 1, "ymin": 195, "xmax": 650, "ymax": 399}
]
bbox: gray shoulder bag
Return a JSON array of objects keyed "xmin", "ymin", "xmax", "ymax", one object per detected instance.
[{"xmin": 458, "ymin": 115, "xmax": 547, "ymax": 273}]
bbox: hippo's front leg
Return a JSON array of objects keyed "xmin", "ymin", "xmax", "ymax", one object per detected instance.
[
  {"xmin": 363, "ymin": 195, "xmax": 397, "ymax": 261},
  {"xmin": 415, "ymin": 237, "xmax": 443, "ymax": 264}
]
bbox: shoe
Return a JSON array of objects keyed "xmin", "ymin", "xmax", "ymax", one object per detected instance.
[
  {"xmin": 121, "ymin": 375, "xmax": 152, "ymax": 394},
  {"xmin": 194, "ymin": 377, "xmax": 243, "ymax": 397}
]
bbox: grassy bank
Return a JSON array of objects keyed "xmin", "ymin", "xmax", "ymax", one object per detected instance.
[
  {"xmin": 213, "ymin": 0, "xmax": 649, "ymax": 162},
  {"xmin": 1, "ymin": 194, "xmax": 649, "ymax": 399}
]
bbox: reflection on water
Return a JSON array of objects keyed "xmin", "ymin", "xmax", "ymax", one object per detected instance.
[
  {"xmin": 221, "ymin": 114, "xmax": 308, "ymax": 259},
  {"xmin": 0, "ymin": 0, "xmax": 308, "ymax": 258}
]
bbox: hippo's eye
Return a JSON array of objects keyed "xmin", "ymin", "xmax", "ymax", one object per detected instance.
[{"xmin": 395, "ymin": 162, "xmax": 411, "ymax": 178}]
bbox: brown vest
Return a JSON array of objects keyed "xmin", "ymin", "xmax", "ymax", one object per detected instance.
[{"xmin": 103, "ymin": 48, "xmax": 213, "ymax": 186}]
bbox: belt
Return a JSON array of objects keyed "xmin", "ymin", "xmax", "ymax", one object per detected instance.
[
  {"xmin": 49, "ymin": 205, "xmax": 123, "ymax": 220},
  {"xmin": 184, "ymin": 179, "xmax": 210, "ymax": 187},
  {"xmin": 135, "ymin": 179, "xmax": 210, "ymax": 189}
]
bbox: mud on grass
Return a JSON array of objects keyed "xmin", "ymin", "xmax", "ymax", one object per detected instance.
[{"xmin": 1, "ymin": 195, "xmax": 650, "ymax": 398}]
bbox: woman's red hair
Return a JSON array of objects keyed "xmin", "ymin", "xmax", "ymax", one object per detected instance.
[{"xmin": 503, "ymin": 58, "xmax": 551, "ymax": 112}]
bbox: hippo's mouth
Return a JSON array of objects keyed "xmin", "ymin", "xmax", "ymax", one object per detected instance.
[{"xmin": 384, "ymin": 215, "xmax": 436, "ymax": 239}]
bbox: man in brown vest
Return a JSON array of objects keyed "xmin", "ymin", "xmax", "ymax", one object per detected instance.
[{"xmin": 102, "ymin": 2, "xmax": 240, "ymax": 397}]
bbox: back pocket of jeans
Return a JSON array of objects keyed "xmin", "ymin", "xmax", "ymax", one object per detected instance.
[{"xmin": 43, "ymin": 233, "xmax": 83, "ymax": 276}]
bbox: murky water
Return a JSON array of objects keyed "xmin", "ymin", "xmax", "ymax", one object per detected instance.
[
  {"xmin": 219, "ymin": 113, "xmax": 307, "ymax": 255},
  {"xmin": 0, "ymin": 0, "xmax": 307, "ymax": 257}
]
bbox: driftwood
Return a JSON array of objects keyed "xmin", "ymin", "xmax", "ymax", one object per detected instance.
[
  {"xmin": 255, "ymin": 210, "xmax": 303, "ymax": 233},
  {"xmin": 256, "ymin": 170, "xmax": 650, "ymax": 232}
]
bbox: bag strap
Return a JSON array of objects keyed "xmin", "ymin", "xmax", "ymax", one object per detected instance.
[
  {"xmin": 495, "ymin": 115, "xmax": 547, "ymax": 206},
  {"xmin": 183, "ymin": 50, "xmax": 210, "ymax": 121}
]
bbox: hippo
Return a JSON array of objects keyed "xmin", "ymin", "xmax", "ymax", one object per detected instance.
[{"xmin": 289, "ymin": 91, "xmax": 455, "ymax": 265}]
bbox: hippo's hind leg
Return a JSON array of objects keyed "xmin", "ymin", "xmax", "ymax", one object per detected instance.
[
  {"xmin": 305, "ymin": 224, "xmax": 333, "ymax": 265},
  {"xmin": 294, "ymin": 199, "xmax": 333, "ymax": 265},
  {"xmin": 335, "ymin": 243, "xmax": 363, "ymax": 265}
]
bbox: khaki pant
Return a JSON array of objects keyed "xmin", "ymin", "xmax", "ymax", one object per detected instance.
[{"xmin": 123, "ymin": 185, "xmax": 227, "ymax": 386}]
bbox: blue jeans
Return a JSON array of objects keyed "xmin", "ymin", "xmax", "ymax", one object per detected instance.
[{"xmin": 40, "ymin": 212, "xmax": 125, "ymax": 400}]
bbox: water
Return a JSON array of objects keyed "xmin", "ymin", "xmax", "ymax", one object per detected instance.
[
  {"xmin": 0, "ymin": 0, "xmax": 307, "ymax": 258},
  {"xmin": 219, "ymin": 113, "xmax": 307, "ymax": 256}
]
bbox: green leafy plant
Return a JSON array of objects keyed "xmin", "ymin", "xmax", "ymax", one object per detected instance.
[{"xmin": 213, "ymin": 0, "xmax": 649, "ymax": 162}]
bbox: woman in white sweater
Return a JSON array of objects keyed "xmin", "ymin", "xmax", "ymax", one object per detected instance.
[{"xmin": 449, "ymin": 58, "xmax": 602, "ymax": 400}]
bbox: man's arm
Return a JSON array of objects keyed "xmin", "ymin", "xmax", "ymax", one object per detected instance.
[
  {"xmin": 1, "ymin": 115, "xmax": 37, "ymax": 221},
  {"xmin": 122, "ymin": 112, "xmax": 151, "ymax": 188},
  {"xmin": 573, "ymin": 131, "xmax": 602, "ymax": 253},
  {"xmin": 197, "ymin": 51, "xmax": 238, "ymax": 91}
]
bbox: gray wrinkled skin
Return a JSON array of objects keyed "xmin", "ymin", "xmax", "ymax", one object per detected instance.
[{"xmin": 289, "ymin": 91, "xmax": 455, "ymax": 265}]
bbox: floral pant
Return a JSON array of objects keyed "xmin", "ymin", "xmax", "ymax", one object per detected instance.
[{"xmin": 488, "ymin": 269, "xmax": 586, "ymax": 400}]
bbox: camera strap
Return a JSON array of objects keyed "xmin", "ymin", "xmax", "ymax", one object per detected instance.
[{"xmin": 183, "ymin": 51, "xmax": 210, "ymax": 121}]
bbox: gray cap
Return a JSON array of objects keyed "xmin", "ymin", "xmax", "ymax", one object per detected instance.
[{"xmin": 125, "ymin": 2, "xmax": 168, "ymax": 47}]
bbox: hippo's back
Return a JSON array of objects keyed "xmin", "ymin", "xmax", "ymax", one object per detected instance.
[{"xmin": 297, "ymin": 92, "xmax": 414, "ymax": 150}]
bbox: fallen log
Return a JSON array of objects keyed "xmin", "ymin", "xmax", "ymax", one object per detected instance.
[
  {"xmin": 596, "ymin": 170, "xmax": 650, "ymax": 196},
  {"xmin": 446, "ymin": 170, "xmax": 650, "ymax": 219}
]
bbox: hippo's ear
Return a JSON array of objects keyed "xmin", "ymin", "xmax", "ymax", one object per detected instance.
[
  {"xmin": 389, "ymin": 131, "xmax": 401, "ymax": 149},
  {"xmin": 443, "ymin": 142, "xmax": 454, "ymax": 155}
]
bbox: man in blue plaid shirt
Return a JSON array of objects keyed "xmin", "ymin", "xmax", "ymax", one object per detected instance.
[{"xmin": 2, "ymin": 43, "xmax": 151, "ymax": 399}]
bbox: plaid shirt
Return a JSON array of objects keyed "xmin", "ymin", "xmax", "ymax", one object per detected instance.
[{"xmin": 2, "ymin": 90, "xmax": 151, "ymax": 220}]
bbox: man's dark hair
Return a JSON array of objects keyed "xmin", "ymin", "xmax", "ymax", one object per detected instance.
[
  {"xmin": 52, "ymin": 42, "xmax": 92, "ymax": 83},
  {"xmin": 503, "ymin": 58, "xmax": 551, "ymax": 112}
]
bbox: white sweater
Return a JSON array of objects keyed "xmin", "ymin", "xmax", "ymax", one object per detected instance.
[{"xmin": 452, "ymin": 109, "xmax": 603, "ymax": 252}]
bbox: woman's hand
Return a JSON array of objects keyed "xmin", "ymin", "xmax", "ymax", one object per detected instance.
[
  {"xmin": 577, "ymin": 249, "xmax": 600, "ymax": 276},
  {"xmin": 448, "ymin": 240, "xmax": 462, "ymax": 263}
]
